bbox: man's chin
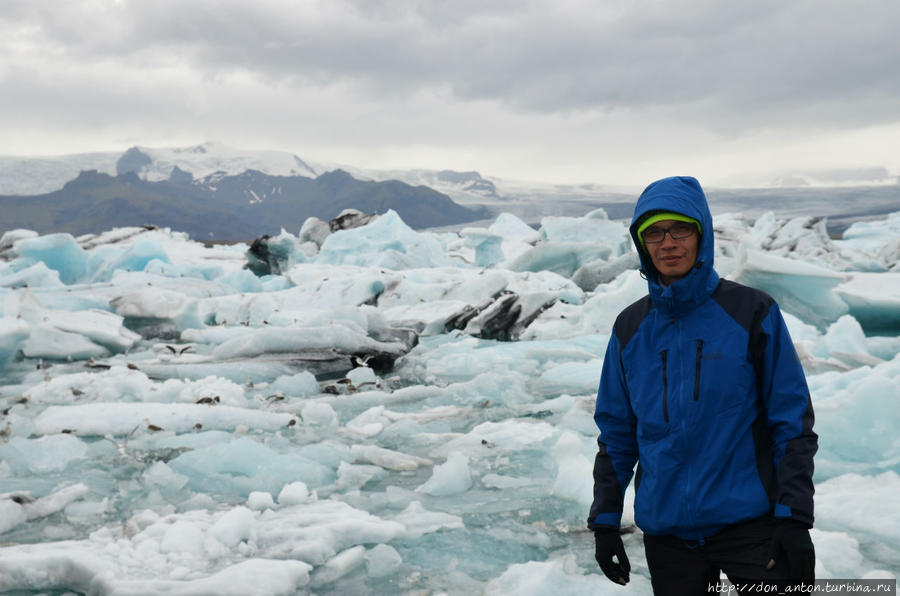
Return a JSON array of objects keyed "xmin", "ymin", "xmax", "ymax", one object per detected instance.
[{"xmin": 658, "ymin": 267, "xmax": 691, "ymax": 284}]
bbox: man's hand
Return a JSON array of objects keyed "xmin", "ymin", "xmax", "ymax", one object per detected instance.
[
  {"xmin": 594, "ymin": 528, "xmax": 630, "ymax": 585},
  {"xmin": 766, "ymin": 519, "xmax": 815, "ymax": 581}
]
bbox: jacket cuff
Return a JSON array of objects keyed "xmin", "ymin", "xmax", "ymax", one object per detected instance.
[
  {"xmin": 774, "ymin": 503, "xmax": 813, "ymax": 528},
  {"xmin": 587, "ymin": 512, "xmax": 622, "ymax": 530},
  {"xmin": 774, "ymin": 503, "xmax": 792, "ymax": 518}
]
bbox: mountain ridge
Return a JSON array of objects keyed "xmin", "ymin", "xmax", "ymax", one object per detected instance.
[
  {"xmin": 0, "ymin": 167, "xmax": 491, "ymax": 240},
  {"xmin": 2, "ymin": 143, "xmax": 898, "ymax": 239}
]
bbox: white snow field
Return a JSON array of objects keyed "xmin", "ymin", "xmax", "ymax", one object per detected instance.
[{"xmin": 0, "ymin": 208, "xmax": 898, "ymax": 595}]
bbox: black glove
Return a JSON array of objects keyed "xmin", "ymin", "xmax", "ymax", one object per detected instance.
[
  {"xmin": 766, "ymin": 519, "xmax": 815, "ymax": 581},
  {"xmin": 594, "ymin": 528, "xmax": 630, "ymax": 585}
]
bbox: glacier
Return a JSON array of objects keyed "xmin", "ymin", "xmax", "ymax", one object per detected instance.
[{"xmin": 0, "ymin": 207, "xmax": 898, "ymax": 595}]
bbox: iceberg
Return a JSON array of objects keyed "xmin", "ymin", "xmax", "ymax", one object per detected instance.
[
  {"xmin": 835, "ymin": 272, "xmax": 900, "ymax": 333},
  {"xmin": 0, "ymin": 207, "xmax": 898, "ymax": 593},
  {"xmin": 733, "ymin": 248, "xmax": 849, "ymax": 329}
]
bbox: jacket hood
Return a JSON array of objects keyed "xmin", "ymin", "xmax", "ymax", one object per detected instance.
[{"xmin": 629, "ymin": 176, "xmax": 719, "ymax": 316}]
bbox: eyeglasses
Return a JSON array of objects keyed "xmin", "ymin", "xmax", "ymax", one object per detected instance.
[{"xmin": 642, "ymin": 222, "xmax": 697, "ymax": 244}]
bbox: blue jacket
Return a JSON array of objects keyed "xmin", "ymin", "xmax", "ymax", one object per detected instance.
[{"xmin": 587, "ymin": 176, "xmax": 817, "ymax": 540}]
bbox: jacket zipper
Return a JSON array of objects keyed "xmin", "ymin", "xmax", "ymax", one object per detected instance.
[
  {"xmin": 694, "ymin": 340, "xmax": 703, "ymax": 401},
  {"xmin": 661, "ymin": 350, "xmax": 669, "ymax": 422}
]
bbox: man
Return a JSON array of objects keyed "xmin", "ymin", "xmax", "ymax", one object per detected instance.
[{"xmin": 587, "ymin": 176, "xmax": 817, "ymax": 594}]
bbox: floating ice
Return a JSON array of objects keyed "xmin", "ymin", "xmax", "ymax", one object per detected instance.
[
  {"xmin": 23, "ymin": 324, "xmax": 109, "ymax": 360},
  {"xmin": 0, "ymin": 228, "xmax": 38, "ymax": 257},
  {"xmin": 365, "ymin": 543, "xmax": 403, "ymax": 578},
  {"xmin": 816, "ymin": 471, "xmax": 900, "ymax": 554},
  {"xmin": 0, "ymin": 261, "xmax": 63, "ymax": 289},
  {"xmin": 351, "ymin": 444, "xmax": 433, "ymax": 471},
  {"xmin": 13, "ymin": 233, "xmax": 88, "ymax": 285},
  {"xmin": 33, "ymin": 402, "xmax": 296, "ymax": 436},
  {"xmin": 0, "ymin": 317, "xmax": 29, "ymax": 364},
  {"xmin": 317, "ymin": 210, "xmax": 452, "ymax": 269},
  {"xmin": 0, "ymin": 484, "xmax": 89, "ymax": 536},
  {"xmin": 552, "ymin": 431, "xmax": 595, "ymax": 506},
  {"xmin": 1, "ymin": 207, "xmax": 898, "ymax": 593},
  {"xmin": 539, "ymin": 209, "xmax": 630, "ymax": 249},
  {"xmin": 809, "ymin": 354, "xmax": 900, "ymax": 477},
  {"xmin": 460, "ymin": 227, "xmax": 506, "ymax": 267},
  {"xmin": 837, "ymin": 212, "xmax": 900, "ymax": 266},
  {"xmin": 5, "ymin": 433, "xmax": 88, "ymax": 473},
  {"xmin": 0, "ymin": 494, "xmax": 410, "ymax": 594},
  {"xmin": 311, "ymin": 544, "xmax": 367, "ymax": 586},
  {"xmin": 733, "ymin": 248, "xmax": 849, "ymax": 329},
  {"xmin": 415, "ymin": 451, "xmax": 473, "ymax": 496},
  {"xmin": 269, "ymin": 371, "xmax": 320, "ymax": 397},
  {"xmin": 391, "ymin": 501, "xmax": 464, "ymax": 540},
  {"xmin": 506, "ymin": 242, "xmax": 612, "ymax": 278},
  {"xmin": 247, "ymin": 491, "xmax": 276, "ymax": 511},
  {"xmin": 835, "ymin": 273, "xmax": 900, "ymax": 333},
  {"xmin": 485, "ymin": 554, "xmax": 653, "ymax": 595},
  {"xmin": 87, "ymin": 237, "xmax": 172, "ymax": 283},
  {"xmin": 431, "ymin": 419, "xmax": 557, "ymax": 458}
]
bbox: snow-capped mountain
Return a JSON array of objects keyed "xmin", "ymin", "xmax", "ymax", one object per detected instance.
[
  {"xmin": 0, "ymin": 167, "xmax": 491, "ymax": 240},
  {"xmin": 120, "ymin": 142, "xmax": 319, "ymax": 182},
  {"xmin": 2, "ymin": 142, "xmax": 899, "ymax": 235},
  {"xmin": 0, "ymin": 143, "xmax": 639, "ymax": 232},
  {"xmin": 0, "ymin": 142, "xmax": 317, "ymax": 196},
  {"xmin": 0, "ymin": 142, "xmax": 630, "ymax": 209}
]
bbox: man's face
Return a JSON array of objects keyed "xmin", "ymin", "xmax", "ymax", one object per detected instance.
[{"xmin": 642, "ymin": 220, "xmax": 700, "ymax": 285}]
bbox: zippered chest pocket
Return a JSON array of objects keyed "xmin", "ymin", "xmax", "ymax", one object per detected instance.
[
  {"xmin": 623, "ymin": 351, "xmax": 671, "ymax": 440},
  {"xmin": 691, "ymin": 339, "xmax": 754, "ymax": 413}
]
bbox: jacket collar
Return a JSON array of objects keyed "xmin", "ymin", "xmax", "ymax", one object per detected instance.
[{"xmin": 647, "ymin": 260, "xmax": 720, "ymax": 318}]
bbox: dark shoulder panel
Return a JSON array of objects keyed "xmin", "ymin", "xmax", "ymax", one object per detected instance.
[
  {"xmin": 712, "ymin": 279, "xmax": 775, "ymax": 332},
  {"xmin": 613, "ymin": 295, "xmax": 654, "ymax": 348}
]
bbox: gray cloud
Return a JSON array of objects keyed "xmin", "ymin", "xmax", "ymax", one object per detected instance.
[
  {"xmin": 1, "ymin": 0, "xmax": 898, "ymax": 184},
  {"xmin": 5, "ymin": 0, "xmax": 899, "ymax": 129}
]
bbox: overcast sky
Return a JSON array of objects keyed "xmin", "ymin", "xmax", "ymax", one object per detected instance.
[{"xmin": 2, "ymin": 0, "xmax": 899, "ymax": 187}]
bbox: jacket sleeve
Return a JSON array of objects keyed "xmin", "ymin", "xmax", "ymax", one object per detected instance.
[
  {"xmin": 587, "ymin": 331, "xmax": 639, "ymax": 530},
  {"xmin": 755, "ymin": 301, "xmax": 818, "ymax": 527}
]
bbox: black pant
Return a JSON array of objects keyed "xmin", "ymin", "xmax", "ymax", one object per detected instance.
[{"xmin": 643, "ymin": 516, "xmax": 804, "ymax": 596}]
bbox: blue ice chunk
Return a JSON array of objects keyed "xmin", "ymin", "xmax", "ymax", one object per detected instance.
[
  {"xmin": 0, "ymin": 229, "xmax": 38, "ymax": 255},
  {"xmin": 296, "ymin": 441, "xmax": 352, "ymax": 469},
  {"xmin": 13, "ymin": 234, "xmax": 87, "ymax": 285},
  {"xmin": 260, "ymin": 275, "xmax": 291, "ymax": 292},
  {"xmin": 219, "ymin": 269, "xmax": 265, "ymax": 293},
  {"xmin": 0, "ymin": 318, "xmax": 30, "ymax": 365},
  {"xmin": 143, "ymin": 259, "xmax": 224, "ymax": 280},
  {"xmin": 489, "ymin": 213, "xmax": 541, "ymax": 243},
  {"xmin": 734, "ymin": 249, "xmax": 849, "ymax": 330},
  {"xmin": 88, "ymin": 238, "xmax": 172, "ymax": 282},
  {"xmin": 810, "ymin": 354, "xmax": 900, "ymax": 478},
  {"xmin": 270, "ymin": 371, "xmax": 320, "ymax": 397},
  {"xmin": 21, "ymin": 289, "xmax": 113, "ymax": 313},
  {"xmin": 539, "ymin": 210, "xmax": 629, "ymax": 250},
  {"xmin": 266, "ymin": 231, "xmax": 308, "ymax": 267},
  {"xmin": 839, "ymin": 211, "xmax": 900, "ymax": 253},
  {"xmin": 245, "ymin": 231, "xmax": 310, "ymax": 276},
  {"xmin": 460, "ymin": 228, "xmax": 505, "ymax": 268},
  {"xmin": 317, "ymin": 210, "xmax": 452, "ymax": 269},
  {"xmin": 23, "ymin": 324, "xmax": 109, "ymax": 360},
  {"xmin": 506, "ymin": 243, "xmax": 612, "ymax": 278},
  {"xmin": 834, "ymin": 273, "xmax": 900, "ymax": 334},
  {"xmin": 169, "ymin": 437, "xmax": 335, "ymax": 497},
  {"xmin": 0, "ymin": 262, "xmax": 63, "ymax": 289}
]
